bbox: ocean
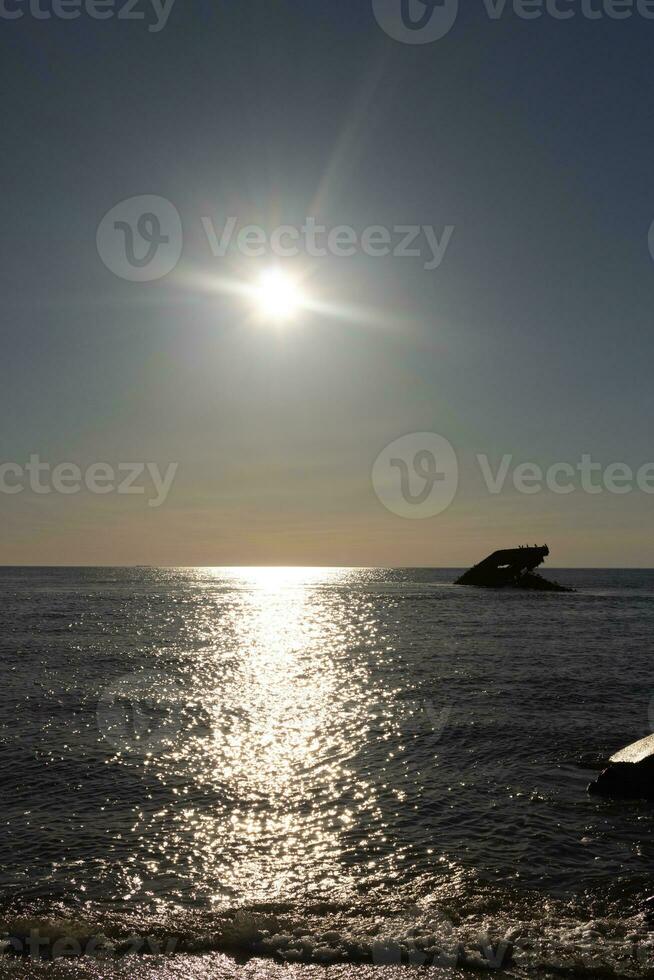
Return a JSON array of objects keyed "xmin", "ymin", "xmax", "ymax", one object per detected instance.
[{"xmin": 0, "ymin": 567, "xmax": 652, "ymax": 978}]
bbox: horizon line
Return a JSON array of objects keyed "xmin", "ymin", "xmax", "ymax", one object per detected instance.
[{"xmin": 1, "ymin": 564, "xmax": 654, "ymax": 571}]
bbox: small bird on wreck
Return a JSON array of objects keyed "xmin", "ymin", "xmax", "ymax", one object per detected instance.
[{"xmin": 455, "ymin": 544, "xmax": 572, "ymax": 592}]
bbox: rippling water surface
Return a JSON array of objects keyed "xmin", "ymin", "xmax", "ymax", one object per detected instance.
[{"xmin": 1, "ymin": 567, "xmax": 653, "ymax": 977}]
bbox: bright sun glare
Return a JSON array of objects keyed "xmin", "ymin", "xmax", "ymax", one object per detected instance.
[{"xmin": 254, "ymin": 269, "xmax": 305, "ymax": 322}]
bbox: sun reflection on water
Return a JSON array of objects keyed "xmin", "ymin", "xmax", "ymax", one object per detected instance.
[{"xmin": 148, "ymin": 567, "xmax": 378, "ymax": 906}]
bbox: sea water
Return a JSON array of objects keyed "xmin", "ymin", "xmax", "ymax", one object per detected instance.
[{"xmin": 0, "ymin": 567, "xmax": 652, "ymax": 977}]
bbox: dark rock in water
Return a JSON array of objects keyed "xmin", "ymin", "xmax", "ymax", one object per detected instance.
[
  {"xmin": 455, "ymin": 545, "xmax": 572, "ymax": 592},
  {"xmin": 588, "ymin": 734, "xmax": 654, "ymax": 800}
]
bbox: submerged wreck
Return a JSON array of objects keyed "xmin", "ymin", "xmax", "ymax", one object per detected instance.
[
  {"xmin": 455, "ymin": 545, "xmax": 572, "ymax": 592},
  {"xmin": 588, "ymin": 734, "xmax": 654, "ymax": 800}
]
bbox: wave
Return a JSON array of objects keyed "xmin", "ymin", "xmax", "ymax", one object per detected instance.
[{"xmin": 2, "ymin": 877, "xmax": 652, "ymax": 977}]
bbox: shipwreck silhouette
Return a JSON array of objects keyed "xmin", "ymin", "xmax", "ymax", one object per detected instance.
[{"xmin": 455, "ymin": 545, "xmax": 572, "ymax": 592}]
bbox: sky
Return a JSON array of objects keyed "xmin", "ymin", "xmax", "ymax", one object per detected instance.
[{"xmin": 2, "ymin": 0, "xmax": 654, "ymax": 566}]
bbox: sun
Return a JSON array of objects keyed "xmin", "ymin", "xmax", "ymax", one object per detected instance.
[{"xmin": 253, "ymin": 269, "xmax": 305, "ymax": 322}]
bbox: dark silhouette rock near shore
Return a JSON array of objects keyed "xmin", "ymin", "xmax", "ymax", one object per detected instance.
[
  {"xmin": 588, "ymin": 734, "xmax": 654, "ymax": 801},
  {"xmin": 455, "ymin": 545, "xmax": 572, "ymax": 592}
]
